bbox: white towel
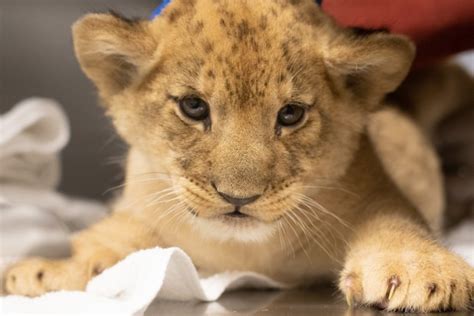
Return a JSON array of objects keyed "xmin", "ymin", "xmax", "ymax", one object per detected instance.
[
  {"xmin": 1, "ymin": 247, "xmax": 288, "ymax": 316},
  {"xmin": 0, "ymin": 98, "xmax": 69, "ymax": 188},
  {"xmin": 0, "ymin": 98, "xmax": 106, "ymax": 273}
]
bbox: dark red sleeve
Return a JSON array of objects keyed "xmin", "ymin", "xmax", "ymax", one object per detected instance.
[{"xmin": 322, "ymin": 0, "xmax": 474, "ymax": 66}]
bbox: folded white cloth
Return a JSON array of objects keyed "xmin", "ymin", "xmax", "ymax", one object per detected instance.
[
  {"xmin": 1, "ymin": 247, "xmax": 289, "ymax": 315},
  {"xmin": 0, "ymin": 186, "xmax": 107, "ymax": 266},
  {"xmin": 0, "ymin": 98, "xmax": 69, "ymax": 188},
  {"xmin": 0, "ymin": 98, "xmax": 106, "ymax": 272}
]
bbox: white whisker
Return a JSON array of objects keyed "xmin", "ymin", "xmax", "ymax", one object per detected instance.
[
  {"xmin": 294, "ymin": 193, "xmax": 351, "ymax": 230},
  {"xmin": 290, "ymin": 200, "xmax": 343, "ymax": 263},
  {"xmin": 284, "ymin": 210, "xmax": 311, "ymax": 260}
]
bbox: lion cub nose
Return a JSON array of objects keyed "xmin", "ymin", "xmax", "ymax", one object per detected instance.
[
  {"xmin": 217, "ymin": 191, "xmax": 261, "ymax": 206},
  {"xmin": 212, "ymin": 183, "xmax": 261, "ymax": 206}
]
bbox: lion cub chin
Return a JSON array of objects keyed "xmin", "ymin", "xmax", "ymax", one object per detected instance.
[{"xmin": 4, "ymin": 0, "xmax": 473, "ymax": 312}]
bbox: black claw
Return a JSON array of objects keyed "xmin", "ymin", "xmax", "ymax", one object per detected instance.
[
  {"xmin": 448, "ymin": 282, "xmax": 457, "ymax": 308},
  {"xmin": 428, "ymin": 283, "xmax": 437, "ymax": 298},
  {"xmin": 92, "ymin": 265, "xmax": 103, "ymax": 276},
  {"xmin": 36, "ymin": 270, "xmax": 44, "ymax": 281},
  {"xmin": 373, "ymin": 300, "xmax": 389, "ymax": 310}
]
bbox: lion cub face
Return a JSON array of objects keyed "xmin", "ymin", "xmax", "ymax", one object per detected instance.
[{"xmin": 73, "ymin": 0, "xmax": 413, "ymax": 241}]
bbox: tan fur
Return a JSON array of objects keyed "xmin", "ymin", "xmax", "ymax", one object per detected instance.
[
  {"xmin": 368, "ymin": 108, "xmax": 444, "ymax": 231},
  {"xmin": 4, "ymin": 0, "xmax": 473, "ymax": 311}
]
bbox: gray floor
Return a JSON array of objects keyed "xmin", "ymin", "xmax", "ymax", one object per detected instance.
[{"xmin": 145, "ymin": 288, "xmax": 473, "ymax": 316}]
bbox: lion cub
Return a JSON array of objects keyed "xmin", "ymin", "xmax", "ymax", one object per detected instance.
[{"xmin": 5, "ymin": 0, "xmax": 473, "ymax": 312}]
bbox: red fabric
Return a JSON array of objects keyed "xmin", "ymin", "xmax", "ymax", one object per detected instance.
[{"xmin": 322, "ymin": 0, "xmax": 474, "ymax": 67}]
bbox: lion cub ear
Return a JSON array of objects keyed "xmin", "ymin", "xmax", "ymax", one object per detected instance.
[
  {"xmin": 324, "ymin": 30, "xmax": 415, "ymax": 108},
  {"xmin": 72, "ymin": 13, "xmax": 157, "ymax": 97}
]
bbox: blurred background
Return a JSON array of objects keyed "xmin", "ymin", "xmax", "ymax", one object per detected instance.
[{"xmin": 1, "ymin": 0, "xmax": 157, "ymax": 200}]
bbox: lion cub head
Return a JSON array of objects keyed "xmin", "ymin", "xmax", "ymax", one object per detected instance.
[{"xmin": 73, "ymin": 0, "xmax": 414, "ymax": 241}]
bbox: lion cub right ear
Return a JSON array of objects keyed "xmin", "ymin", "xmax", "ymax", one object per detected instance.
[{"xmin": 72, "ymin": 13, "xmax": 157, "ymax": 98}]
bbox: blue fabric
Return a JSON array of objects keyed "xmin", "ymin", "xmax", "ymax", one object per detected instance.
[
  {"xmin": 150, "ymin": 0, "xmax": 322, "ymax": 20},
  {"xmin": 150, "ymin": 0, "xmax": 172, "ymax": 19}
]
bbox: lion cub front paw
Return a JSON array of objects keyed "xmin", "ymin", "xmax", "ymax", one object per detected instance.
[
  {"xmin": 340, "ymin": 247, "xmax": 474, "ymax": 312},
  {"xmin": 4, "ymin": 258, "xmax": 90, "ymax": 297}
]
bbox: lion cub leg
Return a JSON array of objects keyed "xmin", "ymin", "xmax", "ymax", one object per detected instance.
[
  {"xmin": 339, "ymin": 214, "xmax": 474, "ymax": 312},
  {"xmin": 4, "ymin": 212, "xmax": 156, "ymax": 296}
]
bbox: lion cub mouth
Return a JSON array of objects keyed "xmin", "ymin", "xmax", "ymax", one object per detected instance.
[{"xmin": 224, "ymin": 207, "xmax": 249, "ymax": 218}]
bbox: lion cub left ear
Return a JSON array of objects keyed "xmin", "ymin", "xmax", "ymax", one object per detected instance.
[
  {"xmin": 72, "ymin": 13, "xmax": 157, "ymax": 98},
  {"xmin": 324, "ymin": 30, "xmax": 415, "ymax": 108}
]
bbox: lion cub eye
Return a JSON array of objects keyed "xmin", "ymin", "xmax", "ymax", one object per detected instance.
[
  {"xmin": 277, "ymin": 104, "xmax": 306, "ymax": 127},
  {"xmin": 179, "ymin": 96, "xmax": 210, "ymax": 121}
]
